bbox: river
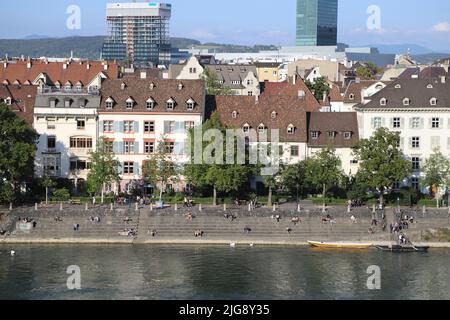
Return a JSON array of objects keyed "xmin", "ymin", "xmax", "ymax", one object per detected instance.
[{"xmin": 0, "ymin": 244, "xmax": 449, "ymax": 300}]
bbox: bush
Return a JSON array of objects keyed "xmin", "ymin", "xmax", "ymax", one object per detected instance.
[{"xmin": 52, "ymin": 188, "xmax": 71, "ymax": 202}]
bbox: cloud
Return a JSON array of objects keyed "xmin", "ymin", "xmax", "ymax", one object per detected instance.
[{"xmin": 433, "ymin": 22, "xmax": 450, "ymax": 32}]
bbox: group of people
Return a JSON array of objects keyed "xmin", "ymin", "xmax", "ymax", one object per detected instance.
[
  {"xmin": 223, "ymin": 213, "xmax": 237, "ymax": 222},
  {"xmin": 185, "ymin": 212, "xmax": 195, "ymax": 221},
  {"xmin": 119, "ymin": 228, "xmax": 137, "ymax": 237},
  {"xmin": 148, "ymin": 228, "xmax": 158, "ymax": 237},
  {"xmin": 54, "ymin": 216, "xmax": 63, "ymax": 222},
  {"xmin": 88, "ymin": 216, "xmax": 101, "ymax": 223},
  {"xmin": 194, "ymin": 230, "xmax": 204, "ymax": 237},
  {"xmin": 183, "ymin": 197, "xmax": 194, "ymax": 208},
  {"xmin": 19, "ymin": 217, "xmax": 37, "ymax": 228},
  {"xmin": 123, "ymin": 216, "xmax": 133, "ymax": 223},
  {"xmin": 0, "ymin": 228, "xmax": 9, "ymax": 236},
  {"xmin": 271, "ymin": 214, "xmax": 281, "ymax": 223}
]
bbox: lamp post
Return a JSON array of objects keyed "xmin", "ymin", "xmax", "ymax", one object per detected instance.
[{"xmin": 296, "ymin": 183, "xmax": 299, "ymax": 205}]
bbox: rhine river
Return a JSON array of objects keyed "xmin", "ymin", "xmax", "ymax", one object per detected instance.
[{"xmin": 0, "ymin": 244, "xmax": 449, "ymax": 300}]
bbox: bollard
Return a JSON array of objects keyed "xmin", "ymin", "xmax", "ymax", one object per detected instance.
[
  {"xmin": 423, "ymin": 205, "xmax": 426, "ymax": 215},
  {"xmin": 35, "ymin": 203, "xmax": 38, "ymax": 211},
  {"xmin": 223, "ymin": 203, "xmax": 227, "ymax": 211},
  {"xmin": 372, "ymin": 204, "xmax": 376, "ymax": 214},
  {"xmin": 110, "ymin": 202, "xmax": 113, "ymax": 211},
  {"xmin": 199, "ymin": 203, "xmax": 202, "ymax": 211},
  {"xmin": 85, "ymin": 203, "xmax": 88, "ymax": 211},
  {"xmin": 59, "ymin": 202, "xmax": 63, "ymax": 211},
  {"xmin": 9, "ymin": 203, "xmax": 12, "ymax": 211},
  {"xmin": 149, "ymin": 203, "xmax": 153, "ymax": 211},
  {"xmin": 174, "ymin": 203, "xmax": 178, "ymax": 211},
  {"xmin": 248, "ymin": 203, "xmax": 252, "ymax": 212},
  {"xmin": 135, "ymin": 202, "xmax": 138, "ymax": 211},
  {"xmin": 322, "ymin": 203, "xmax": 326, "ymax": 213},
  {"xmin": 273, "ymin": 204, "xmax": 276, "ymax": 212},
  {"xmin": 297, "ymin": 204, "xmax": 301, "ymax": 213}
]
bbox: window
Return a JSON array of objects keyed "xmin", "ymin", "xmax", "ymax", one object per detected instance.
[
  {"xmin": 165, "ymin": 121, "xmax": 175, "ymax": 134},
  {"xmin": 124, "ymin": 141, "xmax": 134, "ymax": 154},
  {"xmin": 123, "ymin": 162, "xmax": 134, "ymax": 175},
  {"xmin": 49, "ymin": 99, "xmax": 56, "ymax": 108},
  {"xmin": 70, "ymin": 137, "xmax": 93, "ymax": 149},
  {"xmin": 432, "ymin": 118, "xmax": 441, "ymax": 129},
  {"xmin": 247, "ymin": 80, "xmax": 253, "ymax": 85},
  {"xmin": 349, "ymin": 94, "xmax": 355, "ymax": 100},
  {"xmin": 395, "ymin": 84, "xmax": 402, "ymax": 89},
  {"xmin": 126, "ymin": 100, "xmax": 134, "ymax": 109},
  {"xmin": 271, "ymin": 111, "xmax": 277, "ymax": 119},
  {"xmin": 328, "ymin": 131, "xmax": 336, "ymax": 139},
  {"xmin": 242, "ymin": 124, "xmax": 250, "ymax": 133},
  {"xmin": 411, "ymin": 117, "xmax": 421, "ymax": 129},
  {"xmin": 167, "ymin": 100, "xmax": 175, "ymax": 110},
  {"xmin": 290, "ymin": 145, "xmax": 299, "ymax": 157},
  {"xmin": 403, "ymin": 98, "xmax": 410, "ymax": 106},
  {"xmin": 380, "ymin": 98, "xmax": 387, "ymax": 106},
  {"xmin": 258, "ymin": 124, "xmax": 267, "ymax": 134},
  {"xmin": 411, "ymin": 137, "xmax": 420, "ymax": 149},
  {"xmin": 43, "ymin": 155, "xmax": 61, "ymax": 177},
  {"xmin": 165, "ymin": 142, "xmax": 175, "ymax": 154},
  {"xmin": 430, "ymin": 98, "xmax": 437, "ymax": 106},
  {"xmin": 144, "ymin": 141, "xmax": 155, "ymax": 154},
  {"xmin": 144, "ymin": 121, "xmax": 155, "ymax": 133},
  {"xmin": 185, "ymin": 121, "xmax": 195, "ymax": 131},
  {"xmin": 287, "ymin": 125, "xmax": 295, "ymax": 135},
  {"xmin": 47, "ymin": 119, "xmax": 56, "ymax": 130},
  {"xmin": 124, "ymin": 121, "xmax": 134, "ymax": 133},
  {"xmin": 70, "ymin": 160, "xmax": 89, "ymax": 171},
  {"xmin": 393, "ymin": 117, "xmax": 401, "ymax": 129},
  {"xmin": 189, "ymin": 67, "xmax": 196, "ymax": 74},
  {"xmin": 350, "ymin": 160, "xmax": 359, "ymax": 165},
  {"xmin": 411, "ymin": 177, "xmax": 419, "ymax": 191},
  {"xmin": 373, "ymin": 117, "xmax": 383, "ymax": 129},
  {"xmin": 5, "ymin": 97, "xmax": 12, "ymax": 105},
  {"xmin": 105, "ymin": 141, "xmax": 113, "ymax": 153},
  {"xmin": 106, "ymin": 101, "xmax": 113, "ymax": 109},
  {"xmin": 248, "ymin": 91, "xmax": 253, "ymax": 96},
  {"xmin": 47, "ymin": 136, "xmax": 56, "ymax": 149},
  {"xmin": 64, "ymin": 99, "xmax": 71, "ymax": 108},
  {"xmin": 431, "ymin": 136, "xmax": 440, "ymax": 149},
  {"xmin": 232, "ymin": 111, "xmax": 238, "ymax": 119},
  {"xmin": 344, "ymin": 132, "xmax": 352, "ymax": 140},
  {"xmin": 186, "ymin": 100, "xmax": 195, "ymax": 111},
  {"xmin": 412, "ymin": 157, "xmax": 420, "ymax": 171},
  {"xmin": 77, "ymin": 120, "xmax": 85, "ymax": 130},
  {"xmin": 146, "ymin": 99, "xmax": 155, "ymax": 110},
  {"xmin": 231, "ymin": 80, "xmax": 241, "ymax": 85},
  {"xmin": 311, "ymin": 131, "xmax": 319, "ymax": 140},
  {"xmin": 103, "ymin": 121, "xmax": 114, "ymax": 133}
]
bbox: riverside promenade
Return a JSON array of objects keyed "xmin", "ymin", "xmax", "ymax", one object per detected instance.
[{"xmin": 1, "ymin": 202, "xmax": 450, "ymax": 247}]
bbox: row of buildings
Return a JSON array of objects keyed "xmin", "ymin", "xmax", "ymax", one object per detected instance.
[{"xmin": 1, "ymin": 57, "xmax": 449, "ymax": 195}]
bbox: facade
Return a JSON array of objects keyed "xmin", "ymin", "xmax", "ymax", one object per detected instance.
[
  {"xmin": 98, "ymin": 78, "xmax": 205, "ymax": 193},
  {"xmin": 356, "ymin": 77, "xmax": 450, "ymax": 191},
  {"xmin": 34, "ymin": 87, "xmax": 100, "ymax": 192},
  {"xmin": 296, "ymin": 0, "xmax": 338, "ymax": 46},
  {"xmin": 0, "ymin": 84, "xmax": 36, "ymax": 126},
  {"xmin": 307, "ymin": 112, "xmax": 360, "ymax": 175},
  {"xmin": 102, "ymin": 2, "xmax": 172, "ymax": 66},
  {"xmin": 254, "ymin": 62, "xmax": 282, "ymax": 82},
  {"xmin": 343, "ymin": 80, "xmax": 389, "ymax": 112}
]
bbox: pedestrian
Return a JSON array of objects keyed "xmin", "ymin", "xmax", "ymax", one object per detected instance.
[{"xmin": 286, "ymin": 227, "xmax": 292, "ymax": 234}]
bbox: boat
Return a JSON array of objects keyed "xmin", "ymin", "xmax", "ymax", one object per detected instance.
[
  {"xmin": 307, "ymin": 241, "xmax": 373, "ymax": 250},
  {"xmin": 376, "ymin": 245, "xmax": 429, "ymax": 253}
]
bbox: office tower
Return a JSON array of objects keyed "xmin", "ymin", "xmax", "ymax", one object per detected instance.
[
  {"xmin": 296, "ymin": 0, "xmax": 338, "ymax": 46},
  {"xmin": 102, "ymin": 2, "xmax": 172, "ymax": 66}
]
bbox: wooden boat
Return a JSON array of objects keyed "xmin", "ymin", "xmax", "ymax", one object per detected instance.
[
  {"xmin": 376, "ymin": 245, "xmax": 429, "ymax": 253},
  {"xmin": 307, "ymin": 241, "xmax": 373, "ymax": 250}
]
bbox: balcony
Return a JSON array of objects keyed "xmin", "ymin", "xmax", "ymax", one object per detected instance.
[{"xmin": 38, "ymin": 86, "xmax": 100, "ymax": 95}]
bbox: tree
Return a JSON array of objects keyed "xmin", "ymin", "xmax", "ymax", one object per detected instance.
[
  {"xmin": 87, "ymin": 137, "xmax": 121, "ymax": 203},
  {"xmin": 201, "ymin": 68, "xmax": 234, "ymax": 96},
  {"xmin": 40, "ymin": 174, "xmax": 56, "ymax": 205},
  {"xmin": 352, "ymin": 128, "xmax": 411, "ymax": 206},
  {"xmin": 421, "ymin": 148, "xmax": 450, "ymax": 208},
  {"xmin": 280, "ymin": 161, "xmax": 307, "ymax": 201},
  {"xmin": 305, "ymin": 77, "xmax": 331, "ymax": 101},
  {"xmin": 0, "ymin": 104, "xmax": 38, "ymax": 204},
  {"xmin": 306, "ymin": 147, "xmax": 343, "ymax": 207},
  {"xmin": 142, "ymin": 138, "xmax": 179, "ymax": 202},
  {"xmin": 356, "ymin": 62, "xmax": 382, "ymax": 80}
]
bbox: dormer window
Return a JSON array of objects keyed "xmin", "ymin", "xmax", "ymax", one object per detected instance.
[
  {"xmin": 395, "ymin": 84, "xmax": 402, "ymax": 89},
  {"xmin": 146, "ymin": 98, "xmax": 155, "ymax": 110},
  {"xmin": 76, "ymin": 82, "xmax": 83, "ymax": 91},
  {"xmin": 242, "ymin": 123, "xmax": 250, "ymax": 133},
  {"xmin": 126, "ymin": 97, "xmax": 134, "ymax": 109},
  {"xmin": 64, "ymin": 98, "xmax": 71, "ymax": 108},
  {"xmin": 5, "ymin": 97, "xmax": 12, "ymax": 105},
  {"xmin": 287, "ymin": 124, "xmax": 295, "ymax": 135},
  {"xmin": 149, "ymin": 83, "xmax": 155, "ymax": 90},
  {"xmin": 64, "ymin": 82, "xmax": 72, "ymax": 91},
  {"xmin": 120, "ymin": 82, "xmax": 126, "ymax": 90},
  {"xmin": 258, "ymin": 123, "xmax": 267, "ymax": 134},
  {"xmin": 186, "ymin": 98, "xmax": 195, "ymax": 111},
  {"xmin": 105, "ymin": 97, "xmax": 114, "ymax": 109},
  {"xmin": 328, "ymin": 131, "xmax": 336, "ymax": 139},
  {"xmin": 271, "ymin": 111, "xmax": 277, "ymax": 119},
  {"xmin": 166, "ymin": 98, "xmax": 175, "ymax": 110},
  {"xmin": 178, "ymin": 83, "xmax": 183, "ymax": 91},
  {"xmin": 54, "ymin": 82, "xmax": 61, "ymax": 89},
  {"xmin": 49, "ymin": 99, "xmax": 56, "ymax": 108},
  {"xmin": 375, "ymin": 84, "xmax": 383, "ymax": 90},
  {"xmin": 349, "ymin": 93, "xmax": 355, "ymax": 100},
  {"xmin": 231, "ymin": 111, "xmax": 238, "ymax": 119},
  {"xmin": 380, "ymin": 98, "xmax": 387, "ymax": 106},
  {"xmin": 430, "ymin": 98, "xmax": 437, "ymax": 106},
  {"xmin": 403, "ymin": 98, "xmax": 410, "ymax": 106},
  {"xmin": 427, "ymin": 84, "xmax": 434, "ymax": 89},
  {"xmin": 78, "ymin": 98, "xmax": 86, "ymax": 108},
  {"xmin": 344, "ymin": 132, "xmax": 352, "ymax": 140},
  {"xmin": 311, "ymin": 131, "xmax": 319, "ymax": 140}
]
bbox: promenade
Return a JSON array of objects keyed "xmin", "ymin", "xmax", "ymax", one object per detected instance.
[{"xmin": 1, "ymin": 202, "xmax": 449, "ymax": 247}]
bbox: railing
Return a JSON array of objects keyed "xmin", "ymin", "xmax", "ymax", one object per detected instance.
[{"xmin": 38, "ymin": 86, "xmax": 100, "ymax": 95}]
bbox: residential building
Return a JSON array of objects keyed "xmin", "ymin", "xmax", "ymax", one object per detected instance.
[
  {"xmin": 0, "ymin": 84, "xmax": 36, "ymax": 125},
  {"xmin": 33, "ymin": 87, "xmax": 100, "ymax": 193},
  {"xmin": 168, "ymin": 56, "xmax": 205, "ymax": 80},
  {"xmin": 254, "ymin": 62, "xmax": 282, "ymax": 82},
  {"xmin": 343, "ymin": 80, "xmax": 389, "ymax": 111},
  {"xmin": 355, "ymin": 76, "xmax": 450, "ymax": 191},
  {"xmin": 307, "ymin": 112, "xmax": 360, "ymax": 175},
  {"xmin": 287, "ymin": 59, "xmax": 342, "ymax": 82},
  {"xmin": 98, "ymin": 78, "xmax": 205, "ymax": 194},
  {"xmin": 296, "ymin": 0, "xmax": 338, "ymax": 46},
  {"xmin": 102, "ymin": 2, "xmax": 172, "ymax": 66}
]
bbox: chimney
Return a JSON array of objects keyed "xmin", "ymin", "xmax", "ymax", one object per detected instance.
[
  {"xmin": 27, "ymin": 57, "xmax": 32, "ymax": 69},
  {"xmin": 63, "ymin": 63, "xmax": 68, "ymax": 70},
  {"xmin": 3, "ymin": 61, "xmax": 7, "ymax": 69},
  {"xmin": 255, "ymin": 94, "xmax": 259, "ymax": 104},
  {"xmin": 103, "ymin": 63, "xmax": 108, "ymax": 71},
  {"xmin": 292, "ymin": 74, "xmax": 297, "ymax": 85},
  {"xmin": 86, "ymin": 63, "xmax": 90, "ymax": 70}
]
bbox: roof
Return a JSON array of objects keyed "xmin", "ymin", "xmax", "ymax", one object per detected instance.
[
  {"xmin": 398, "ymin": 67, "xmax": 420, "ymax": 79},
  {"xmin": 343, "ymin": 80, "xmax": 386, "ymax": 103},
  {"xmin": 419, "ymin": 67, "xmax": 448, "ymax": 79},
  {"xmin": 205, "ymin": 64, "xmax": 257, "ymax": 90},
  {"xmin": 35, "ymin": 93, "xmax": 101, "ymax": 109},
  {"xmin": 254, "ymin": 62, "xmax": 281, "ymax": 68},
  {"xmin": 357, "ymin": 78, "xmax": 450, "ymax": 110},
  {"xmin": 308, "ymin": 112, "xmax": 359, "ymax": 148},
  {"xmin": 0, "ymin": 59, "xmax": 119, "ymax": 87},
  {"xmin": 0, "ymin": 84, "xmax": 36, "ymax": 125},
  {"xmin": 99, "ymin": 78, "xmax": 205, "ymax": 113}
]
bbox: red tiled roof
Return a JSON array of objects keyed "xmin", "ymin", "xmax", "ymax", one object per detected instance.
[
  {"xmin": 308, "ymin": 112, "xmax": 359, "ymax": 148},
  {"xmin": 0, "ymin": 84, "xmax": 37, "ymax": 126}
]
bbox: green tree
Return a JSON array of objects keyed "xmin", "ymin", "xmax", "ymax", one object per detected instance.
[
  {"xmin": 306, "ymin": 147, "xmax": 343, "ymax": 206},
  {"xmin": 352, "ymin": 128, "xmax": 411, "ymax": 206},
  {"xmin": 40, "ymin": 174, "xmax": 56, "ymax": 205},
  {"xmin": 280, "ymin": 161, "xmax": 307, "ymax": 199},
  {"xmin": 52, "ymin": 188, "xmax": 70, "ymax": 202},
  {"xmin": 142, "ymin": 138, "xmax": 179, "ymax": 202},
  {"xmin": 355, "ymin": 62, "xmax": 382, "ymax": 80},
  {"xmin": 87, "ymin": 137, "xmax": 121, "ymax": 203},
  {"xmin": 201, "ymin": 68, "xmax": 234, "ymax": 95},
  {"xmin": 421, "ymin": 148, "xmax": 450, "ymax": 208},
  {"xmin": 0, "ymin": 104, "xmax": 38, "ymax": 205},
  {"xmin": 305, "ymin": 76, "xmax": 331, "ymax": 101}
]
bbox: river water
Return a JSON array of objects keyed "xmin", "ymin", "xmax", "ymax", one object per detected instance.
[{"xmin": 0, "ymin": 244, "xmax": 449, "ymax": 300}]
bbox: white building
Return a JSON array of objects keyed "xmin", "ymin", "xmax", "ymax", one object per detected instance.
[{"xmin": 98, "ymin": 78, "xmax": 205, "ymax": 194}]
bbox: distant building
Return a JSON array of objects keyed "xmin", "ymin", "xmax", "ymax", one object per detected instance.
[
  {"xmin": 102, "ymin": 2, "xmax": 172, "ymax": 67},
  {"xmin": 296, "ymin": 0, "xmax": 338, "ymax": 46},
  {"xmin": 0, "ymin": 84, "xmax": 36, "ymax": 126},
  {"xmin": 254, "ymin": 62, "xmax": 282, "ymax": 82}
]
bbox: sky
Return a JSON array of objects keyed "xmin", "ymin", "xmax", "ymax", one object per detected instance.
[{"xmin": 0, "ymin": 0, "xmax": 449, "ymax": 52}]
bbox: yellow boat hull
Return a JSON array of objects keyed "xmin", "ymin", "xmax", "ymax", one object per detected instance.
[{"xmin": 308, "ymin": 241, "xmax": 373, "ymax": 250}]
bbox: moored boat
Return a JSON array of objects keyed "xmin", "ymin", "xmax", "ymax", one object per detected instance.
[
  {"xmin": 376, "ymin": 245, "xmax": 429, "ymax": 253},
  {"xmin": 307, "ymin": 241, "xmax": 373, "ymax": 250}
]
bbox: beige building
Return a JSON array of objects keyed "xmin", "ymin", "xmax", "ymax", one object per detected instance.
[
  {"xmin": 288, "ymin": 59, "xmax": 343, "ymax": 82},
  {"xmin": 255, "ymin": 62, "xmax": 282, "ymax": 82}
]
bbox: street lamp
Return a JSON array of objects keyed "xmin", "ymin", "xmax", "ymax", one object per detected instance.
[{"xmin": 296, "ymin": 184, "xmax": 299, "ymax": 204}]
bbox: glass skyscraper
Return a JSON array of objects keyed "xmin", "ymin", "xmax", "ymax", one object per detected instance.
[
  {"xmin": 296, "ymin": 0, "xmax": 338, "ymax": 46},
  {"xmin": 102, "ymin": 2, "xmax": 172, "ymax": 66}
]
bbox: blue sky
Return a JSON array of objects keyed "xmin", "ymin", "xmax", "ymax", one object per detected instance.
[{"xmin": 1, "ymin": 0, "xmax": 450, "ymax": 51}]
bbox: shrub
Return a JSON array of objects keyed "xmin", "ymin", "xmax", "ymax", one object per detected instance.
[{"xmin": 52, "ymin": 188, "xmax": 71, "ymax": 201}]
